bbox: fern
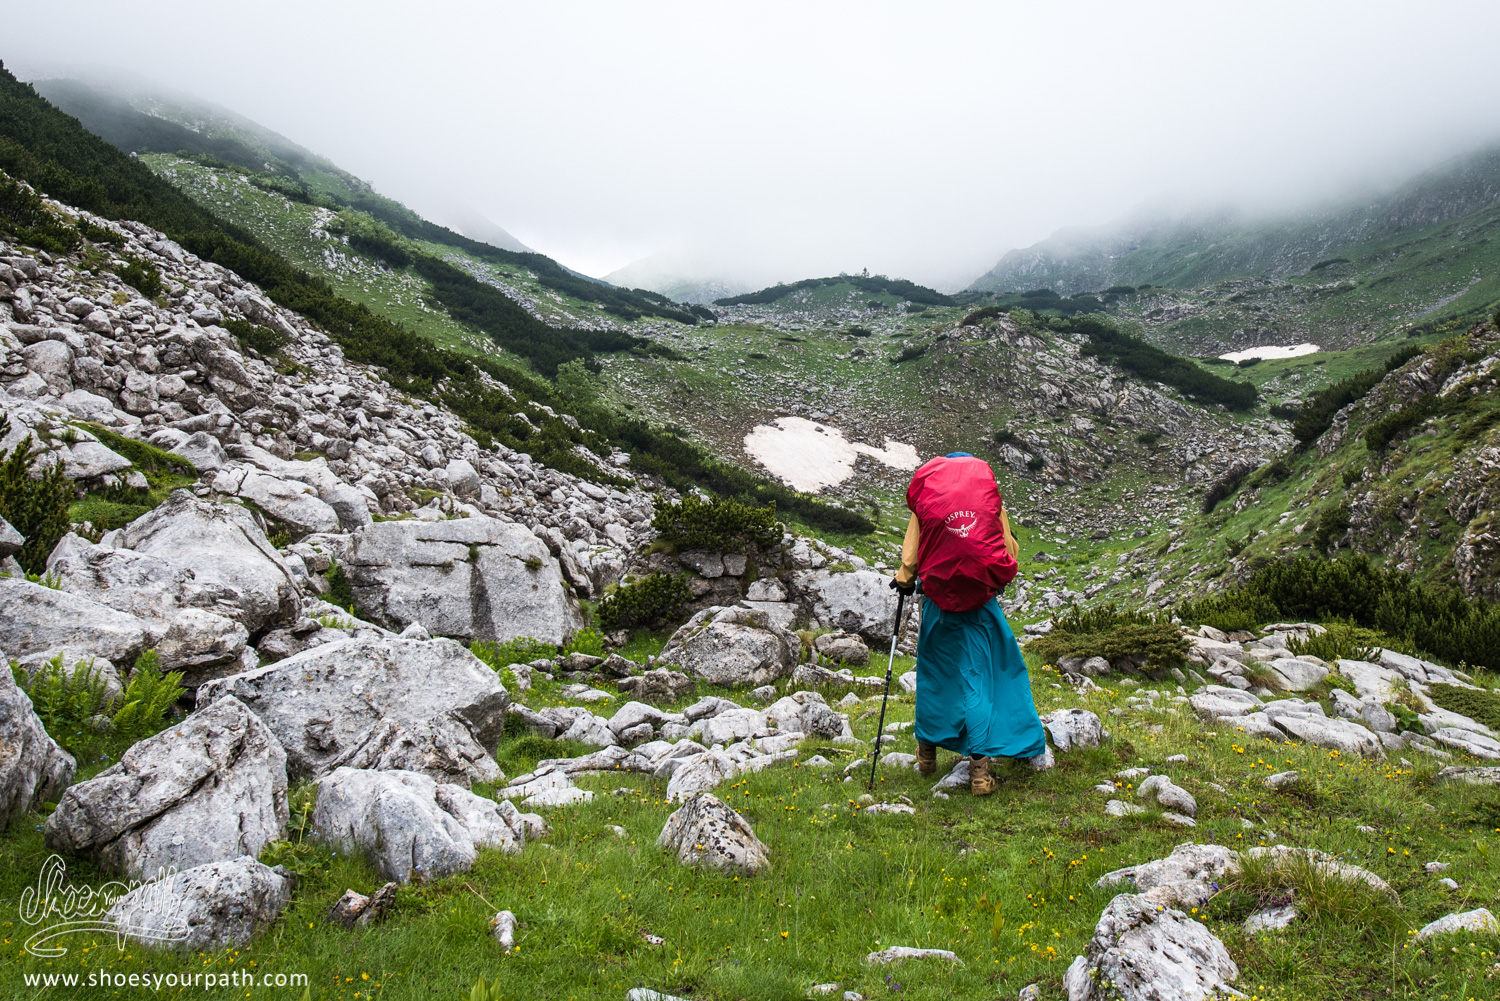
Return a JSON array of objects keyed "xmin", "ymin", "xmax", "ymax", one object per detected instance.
[
  {"xmin": 14, "ymin": 654, "xmax": 112, "ymax": 748},
  {"xmin": 109, "ymin": 651, "xmax": 185, "ymax": 745}
]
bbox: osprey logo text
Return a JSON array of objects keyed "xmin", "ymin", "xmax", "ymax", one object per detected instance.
[{"xmin": 943, "ymin": 509, "xmax": 978, "ymax": 538}]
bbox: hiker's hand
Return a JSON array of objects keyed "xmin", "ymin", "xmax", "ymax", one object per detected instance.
[{"xmin": 889, "ymin": 577, "xmax": 915, "ymax": 596}]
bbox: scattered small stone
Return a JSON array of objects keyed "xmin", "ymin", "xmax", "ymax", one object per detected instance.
[
  {"xmin": 607, "ymin": 825, "xmax": 628, "ymax": 838},
  {"xmin": 613, "ymin": 788, "xmax": 635, "ymax": 796},
  {"xmin": 1116, "ymin": 767, "xmax": 1150, "ymax": 780},
  {"xmin": 1439, "ymin": 877, "xmax": 1459, "ymax": 890},
  {"xmin": 490, "ymin": 909, "xmax": 517, "ymax": 950},
  {"xmin": 1162, "ymin": 812, "xmax": 1197, "ymax": 827},
  {"xmin": 627, "ymin": 990, "xmax": 692, "ymax": 1001},
  {"xmin": 1244, "ymin": 905, "xmax": 1297, "ymax": 933},
  {"xmin": 863, "ymin": 803, "xmax": 915, "ymax": 816},
  {"xmin": 1358, "ymin": 825, "xmax": 1377, "ymax": 834},
  {"xmin": 1018, "ymin": 986, "xmax": 1040, "ymax": 1001},
  {"xmin": 1263, "ymin": 770, "xmax": 1300, "ymax": 790},
  {"xmin": 1425, "ymin": 862, "xmax": 1450, "ymax": 873},
  {"xmin": 1414, "ymin": 908, "xmax": 1498, "ymax": 940},
  {"xmin": 802, "ymin": 755, "xmax": 834, "ymax": 768},
  {"xmin": 864, "ymin": 946, "xmax": 960, "ymax": 965},
  {"xmin": 639, "ymin": 930, "xmax": 666, "ymax": 945},
  {"xmin": 1165, "ymin": 754, "xmax": 1189, "ymax": 763},
  {"xmin": 808, "ymin": 985, "xmax": 840, "ymax": 996},
  {"xmin": 326, "ymin": 881, "xmax": 397, "ymax": 928},
  {"xmin": 1105, "ymin": 799, "xmax": 1146, "ymax": 817},
  {"xmin": 1094, "ymin": 783, "xmax": 1117, "ymax": 794}
]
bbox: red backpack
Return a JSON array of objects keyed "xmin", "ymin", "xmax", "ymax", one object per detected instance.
[{"xmin": 907, "ymin": 455, "xmax": 1018, "ymax": 612}]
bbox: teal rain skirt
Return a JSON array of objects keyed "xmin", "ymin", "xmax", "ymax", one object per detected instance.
[{"xmin": 912, "ymin": 596, "xmax": 1046, "ymax": 760}]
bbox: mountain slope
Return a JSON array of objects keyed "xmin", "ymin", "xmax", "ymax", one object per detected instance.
[
  {"xmin": 971, "ymin": 143, "xmax": 1500, "ymax": 354},
  {"xmin": 31, "ymin": 73, "xmax": 695, "ymax": 334}
]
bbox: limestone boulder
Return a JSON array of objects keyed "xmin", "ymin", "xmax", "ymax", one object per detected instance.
[
  {"xmin": 45, "ymin": 696, "xmax": 288, "ymax": 879},
  {"xmin": 813, "ymin": 630, "xmax": 871, "ymax": 666},
  {"xmin": 657, "ymin": 606, "xmax": 800, "ymax": 687},
  {"xmin": 197, "ymin": 634, "xmax": 509, "ymax": 779},
  {"xmin": 0, "ymin": 576, "xmax": 149, "ymax": 667},
  {"xmin": 212, "ymin": 467, "xmax": 341, "ymax": 536},
  {"xmin": 1063, "ymin": 893, "xmax": 1238, "ymax": 1001},
  {"xmin": 657, "ymin": 793, "xmax": 769, "ymax": 876},
  {"xmin": 345, "ymin": 516, "xmax": 581, "ymax": 645},
  {"xmin": 312, "ymin": 767, "xmax": 529, "ymax": 883},
  {"xmin": 791, "ymin": 569, "xmax": 900, "ymax": 645},
  {"xmin": 1266, "ymin": 657, "xmax": 1329, "ymax": 692},
  {"xmin": 118, "ymin": 490, "xmax": 299, "ymax": 634},
  {"xmin": 1097, "ymin": 842, "xmax": 1239, "ymax": 907},
  {"xmin": 1041, "ymin": 708, "xmax": 1108, "ymax": 752},
  {"xmin": 764, "ymin": 692, "xmax": 844, "ymax": 738},
  {"xmin": 617, "ymin": 668, "xmax": 696, "ymax": 703},
  {"xmin": 0, "ymin": 664, "xmax": 75, "ymax": 829},
  {"xmin": 107, "ymin": 856, "xmax": 292, "ymax": 952}
]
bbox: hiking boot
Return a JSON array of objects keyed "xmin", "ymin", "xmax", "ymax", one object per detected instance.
[
  {"xmin": 917, "ymin": 743, "xmax": 937, "ymax": 775},
  {"xmin": 970, "ymin": 755, "xmax": 997, "ymax": 796}
]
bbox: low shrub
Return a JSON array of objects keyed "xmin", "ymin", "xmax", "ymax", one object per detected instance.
[
  {"xmin": 323, "ymin": 559, "xmax": 354, "ymax": 609},
  {"xmin": 1310, "ymin": 503, "xmax": 1351, "ymax": 553},
  {"xmin": 13, "ymin": 649, "xmax": 184, "ymax": 760},
  {"xmin": 0, "ymin": 414, "xmax": 72, "ymax": 573},
  {"xmin": 1290, "ymin": 343, "xmax": 1423, "ymax": 446},
  {"xmin": 1179, "ymin": 553, "xmax": 1500, "ymax": 670},
  {"xmin": 563, "ymin": 626, "xmax": 606, "ymax": 658},
  {"xmin": 1426, "ymin": 682, "xmax": 1500, "ymax": 732},
  {"xmin": 223, "ymin": 317, "xmax": 290, "ymax": 358},
  {"xmin": 1028, "ymin": 603, "xmax": 1189, "ymax": 672},
  {"xmin": 113, "ymin": 255, "xmax": 162, "ymax": 298},
  {"xmin": 651, "ymin": 494, "xmax": 779, "ymax": 552},
  {"xmin": 0, "ymin": 173, "xmax": 80, "ymax": 253},
  {"xmin": 471, "ymin": 636, "xmax": 558, "ymax": 671},
  {"xmin": 892, "ymin": 343, "xmax": 928, "ymax": 364},
  {"xmin": 1285, "ymin": 619, "xmax": 1382, "ymax": 663},
  {"xmin": 960, "ymin": 305, "xmax": 1006, "ymax": 326},
  {"xmin": 597, "ymin": 573, "xmax": 692, "ymax": 631}
]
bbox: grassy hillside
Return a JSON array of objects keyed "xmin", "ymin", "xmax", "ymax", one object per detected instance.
[
  {"xmin": 0, "ymin": 62, "xmax": 867, "ymax": 536},
  {"xmin": 970, "ymin": 144, "xmax": 1500, "ymax": 355}
]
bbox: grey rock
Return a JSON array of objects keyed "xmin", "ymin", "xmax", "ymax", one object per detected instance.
[
  {"xmin": 169, "ymin": 431, "xmax": 226, "ymax": 472},
  {"xmin": 1137, "ymin": 774, "xmax": 1197, "ymax": 816},
  {"xmin": 657, "ymin": 793, "xmax": 769, "ymax": 875},
  {"xmin": 864, "ymin": 946, "xmax": 960, "ymax": 964},
  {"xmin": 814, "ymin": 630, "xmax": 871, "ymax": 666},
  {"xmin": 490, "ymin": 908, "xmax": 518, "ymax": 950},
  {"xmin": 665, "ymin": 750, "xmax": 740, "ymax": 802},
  {"xmin": 199, "ymin": 634, "xmax": 508, "ymax": 779},
  {"xmin": 346, "ymin": 516, "xmax": 581, "ymax": 645},
  {"xmin": 1096, "ymin": 842, "xmax": 1239, "ymax": 907},
  {"xmin": 45, "ymin": 696, "xmax": 287, "ymax": 879},
  {"xmin": 792, "ymin": 569, "xmax": 900, "ymax": 645},
  {"xmin": 657, "ymin": 606, "xmax": 800, "ymax": 687},
  {"xmin": 216, "ymin": 467, "xmax": 341, "ymax": 536},
  {"xmin": 0, "ymin": 662, "xmax": 75, "ymax": 829},
  {"xmin": 1273, "ymin": 713, "xmax": 1387, "ymax": 758},
  {"xmin": 107, "ymin": 856, "xmax": 292, "ymax": 952},
  {"xmin": 1062, "ymin": 893, "xmax": 1238, "ymax": 1001},
  {"xmin": 1428, "ymin": 727, "xmax": 1500, "ymax": 760},
  {"xmin": 1413, "ymin": 908, "xmax": 1497, "ymax": 940},
  {"xmin": 1263, "ymin": 770, "xmax": 1300, "ymax": 790},
  {"xmin": 1244, "ymin": 905, "xmax": 1297, "ymax": 933},
  {"xmin": 0, "ymin": 576, "xmax": 149, "ymax": 668},
  {"xmin": 313, "ymin": 767, "xmax": 528, "ymax": 884},
  {"xmin": 1041, "ymin": 708, "xmax": 1107, "ymax": 751},
  {"xmin": 119, "ymin": 490, "xmax": 299, "ymax": 634},
  {"xmin": 64, "ymin": 440, "xmax": 133, "ymax": 480},
  {"xmin": 1434, "ymin": 765, "xmax": 1500, "ymax": 786},
  {"xmin": 1266, "ymin": 657, "xmax": 1328, "ymax": 691},
  {"xmin": 325, "ymin": 716, "xmax": 503, "ymax": 786},
  {"xmin": 1105, "ymin": 799, "xmax": 1146, "ymax": 817},
  {"xmin": 765, "ymin": 692, "xmax": 843, "ymax": 738},
  {"xmin": 0, "ymin": 515, "xmax": 24, "ymax": 558}
]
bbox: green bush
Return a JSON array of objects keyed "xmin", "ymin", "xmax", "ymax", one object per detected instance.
[
  {"xmin": 597, "ymin": 573, "xmax": 692, "ymax": 631},
  {"xmin": 1311, "ymin": 503, "xmax": 1351, "ymax": 553},
  {"xmin": 113, "ymin": 255, "xmax": 162, "ymax": 298},
  {"xmin": 961, "ymin": 305, "xmax": 1006, "ymax": 326},
  {"xmin": 1063, "ymin": 316, "xmax": 1257, "ymax": 411},
  {"xmin": 563, "ymin": 626, "xmax": 606, "ymax": 658},
  {"xmin": 0, "ymin": 414, "xmax": 73, "ymax": 573},
  {"xmin": 651, "ymin": 494, "xmax": 779, "ymax": 552},
  {"xmin": 223, "ymin": 317, "xmax": 289, "ymax": 357},
  {"xmin": 1285, "ymin": 619, "xmax": 1382, "ymax": 662},
  {"xmin": 1027, "ymin": 603, "xmax": 1189, "ymax": 672},
  {"xmin": 1290, "ymin": 343, "xmax": 1422, "ymax": 446},
  {"xmin": 892, "ymin": 343, "xmax": 928, "ymax": 364},
  {"xmin": 0, "ymin": 173, "xmax": 79, "ymax": 253},
  {"xmin": 323, "ymin": 559, "xmax": 354, "ymax": 609},
  {"xmin": 1179, "ymin": 553, "xmax": 1500, "ymax": 670},
  {"xmin": 471, "ymin": 636, "xmax": 558, "ymax": 671},
  {"xmin": 1426, "ymin": 683, "xmax": 1500, "ymax": 732}
]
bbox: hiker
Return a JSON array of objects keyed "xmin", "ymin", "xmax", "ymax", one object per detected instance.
[{"xmin": 890, "ymin": 452, "xmax": 1046, "ymax": 794}]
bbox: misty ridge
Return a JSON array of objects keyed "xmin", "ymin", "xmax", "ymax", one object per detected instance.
[{"xmin": 3, "ymin": 6, "xmax": 1500, "ymax": 1000}]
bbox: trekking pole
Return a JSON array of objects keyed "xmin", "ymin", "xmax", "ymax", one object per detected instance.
[{"xmin": 867, "ymin": 588, "xmax": 908, "ymax": 792}]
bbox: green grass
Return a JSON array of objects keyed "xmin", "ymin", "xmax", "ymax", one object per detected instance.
[{"xmin": 4, "ymin": 655, "xmax": 1498, "ymax": 1000}]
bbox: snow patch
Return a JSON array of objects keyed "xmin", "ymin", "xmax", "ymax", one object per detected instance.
[
  {"xmin": 742, "ymin": 417, "xmax": 920, "ymax": 493},
  {"xmin": 1218, "ymin": 343, "xmax": 1320, "ymax": 363}
]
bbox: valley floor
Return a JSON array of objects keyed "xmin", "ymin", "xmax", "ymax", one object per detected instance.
[{"xmin": 6, "ymin": 650, "xmax": 1497, "ymax": 1001}]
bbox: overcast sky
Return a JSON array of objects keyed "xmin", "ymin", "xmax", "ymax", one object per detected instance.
[{"xmin": 8, "ymin": 1, "xmax": 1500, "ymax": 290}]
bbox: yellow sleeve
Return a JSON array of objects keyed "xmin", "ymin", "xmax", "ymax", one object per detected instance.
[
  {"xmin": 1000, "ymin": 505, "xmax": 1019, "ymax": 562},
  {"xmin": 894, "ymin": 512, "xmax": 921, "ymax": 585}
]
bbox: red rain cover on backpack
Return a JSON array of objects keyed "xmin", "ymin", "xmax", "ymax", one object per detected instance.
[{"xmin": 907, "ymin": 455, "xmax": 1018, "ymax": 612}]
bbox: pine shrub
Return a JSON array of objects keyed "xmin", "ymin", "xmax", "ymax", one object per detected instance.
[
  {"xmin": 114, "ymin": 255, "xmax": 162, "ymax": 298},
  {"xmin": 651, "ymin": 495, "xmax": 779, "ymax": 552},
  {"xmin": 1028, "ymin": 603, "xmax": 1189, "ymax": 672},
  {"xmin": 597, "ymin": 573, "xmax": 692, "ymax": 631},
  {"xmin": 0, "ymin": 415, "xmax": 73, "ymax": 573}
]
